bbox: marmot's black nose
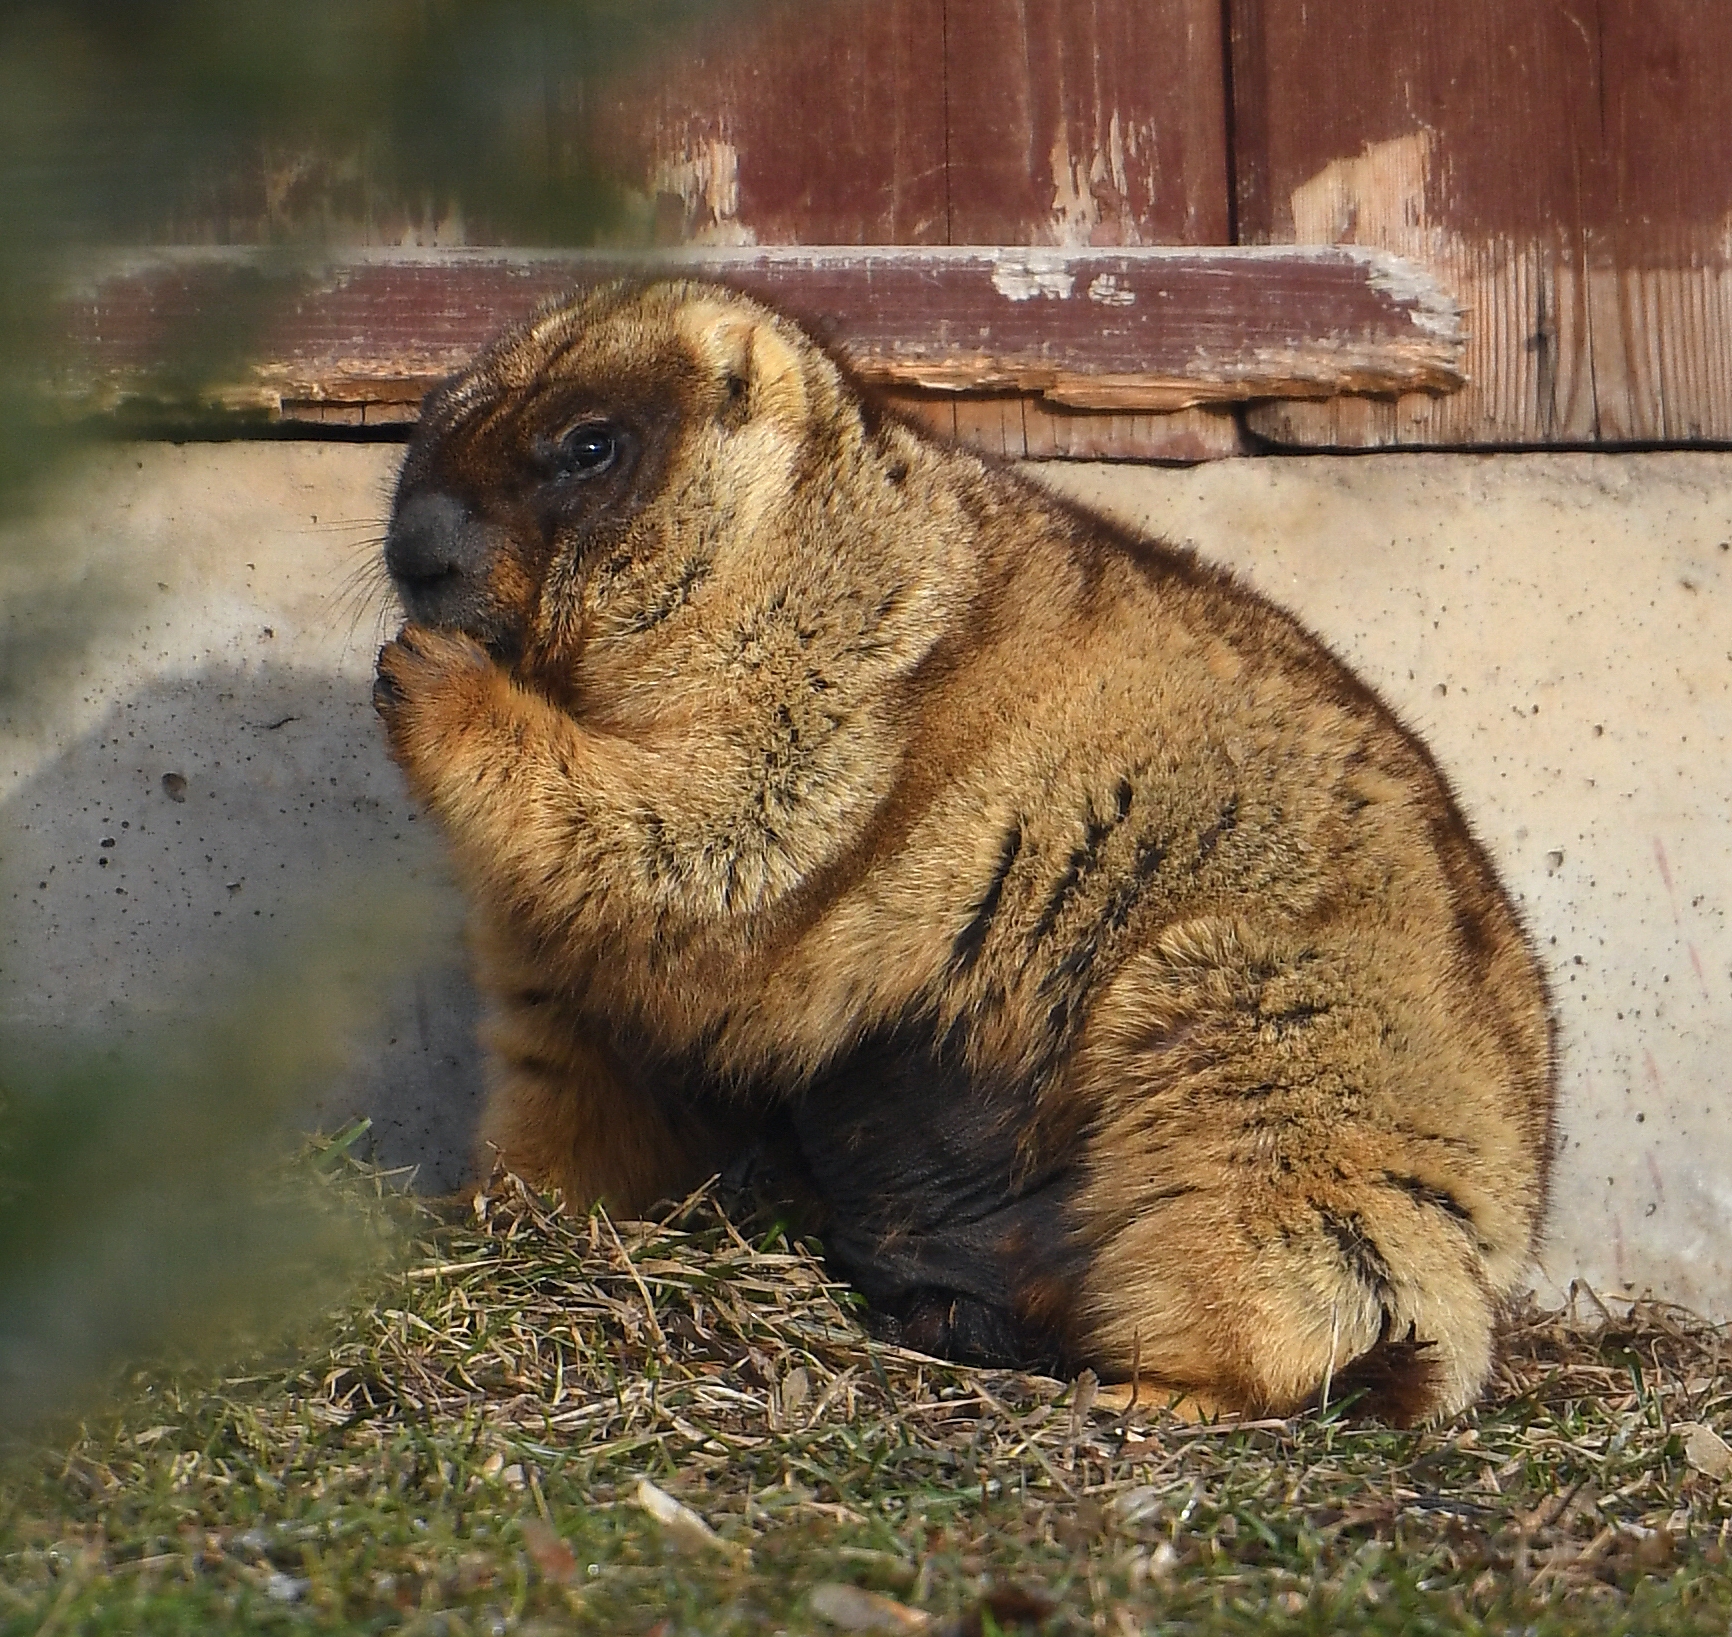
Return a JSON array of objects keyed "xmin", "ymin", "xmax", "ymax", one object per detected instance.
[{"xmin": 385, "ymin": 491, "xmax": 484, "ymax": 589}]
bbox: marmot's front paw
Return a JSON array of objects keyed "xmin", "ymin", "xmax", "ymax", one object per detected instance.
[{"xmin": 374, "ymin": 624, "xmax": 497, "ymax": 761}]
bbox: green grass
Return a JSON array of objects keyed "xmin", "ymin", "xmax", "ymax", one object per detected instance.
[{"xmin": 3, "ymin": 1160, "xmax": 1729, "ymax": 1636}]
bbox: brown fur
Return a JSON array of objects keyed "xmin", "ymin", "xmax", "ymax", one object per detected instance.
[{"xmin": 374, "ymin": 280, "xmax": 1555, "ymax": 1424}]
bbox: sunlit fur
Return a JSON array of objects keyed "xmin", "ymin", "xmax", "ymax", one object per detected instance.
[{"xmin": 375, "ymin": 281, "xmax": 1555, "ymax": 1424}]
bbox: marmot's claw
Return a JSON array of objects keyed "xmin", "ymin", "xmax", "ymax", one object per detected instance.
[
  {"xmin": 374, "ymin": 626, "xmax": 495, "ymax": 733},
  {"xmin": 372, "ymin": 669, "xmax": 405, "ymax": 715}
]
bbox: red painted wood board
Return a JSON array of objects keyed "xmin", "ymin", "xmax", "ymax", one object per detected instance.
[{"xmin": 55, "ymin": 246, "xmax": 1464, "ymax": 428}]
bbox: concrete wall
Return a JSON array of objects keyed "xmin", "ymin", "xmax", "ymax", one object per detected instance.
[
  {"xmin": 3, "ymin": 442, "xmax": 1728, "ymax": 1314},
  {"xmin": 0, "ymin": 444, "xmax": 483, "ymax": 1189}
]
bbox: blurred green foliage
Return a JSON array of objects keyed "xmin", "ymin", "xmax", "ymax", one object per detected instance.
[
  {"xmin": 0, "ymin": 0, "xmax": 748, "ymax": 511},
  {"xmin": 0, "ymin": 0, "xmax": 740, "ymax": 1430},
  {"xmin": 0, "ymin": 891, "xmax": 441, "ymax": 1433}
]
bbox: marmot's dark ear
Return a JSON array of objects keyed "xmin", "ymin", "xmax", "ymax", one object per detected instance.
[{"xmin": 678, "ymin": 300, "xmax": 810, "ymax": 428}]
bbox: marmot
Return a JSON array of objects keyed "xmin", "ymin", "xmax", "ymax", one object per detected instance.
[{"xmin": 375, "ymin": 279, "xmax": 1554, "ymax": 1423}]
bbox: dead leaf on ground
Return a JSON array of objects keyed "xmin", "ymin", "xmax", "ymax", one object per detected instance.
[
  {"xmin": 809, "ymin": 1582, "xmax": 932, "ymax": 1632},
  {"xmin": 1681, "ymin": 1421, "xmax": 1732, "ymax": 1480},
  {"xmin": 635, "ymin": 1476, "xmax": 750, "ymax": 1561},
  {"xmin": 1067, "ymin": 1370, "xmax": 1099, "ymax": 1432},
  {"xmin": 779, "ymin": 1364, "xmax": 811, "ymax": 1419}
]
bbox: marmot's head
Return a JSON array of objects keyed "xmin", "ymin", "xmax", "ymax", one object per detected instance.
[{"xmin": 384, "ymin": 280, "xmax": 855, "ymax": 673}]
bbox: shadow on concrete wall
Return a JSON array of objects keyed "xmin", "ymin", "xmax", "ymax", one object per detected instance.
[{"xmin": 1, "ymin": 661, "xmax": 485, "ymax": 1190}]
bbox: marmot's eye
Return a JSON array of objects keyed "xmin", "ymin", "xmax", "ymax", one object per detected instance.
[{"xmin": 549, "ymin": 422, "xmax": 619, "ymax": 479}]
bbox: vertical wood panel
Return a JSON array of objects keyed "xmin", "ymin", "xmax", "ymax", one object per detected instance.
[
  {"xmin": 1231, "ymin": 0, "xmax": 1732, "ymax": 447},
  {"xmin": 582, "ymin": 0, "xmax": 1240, "ymax": 449},
  {"xmin": 1229, "ymin": 1, "xmax": 1602, "ymax": 247},
  {"xmin": 1021, "ymin": 402, "xmax": 1243, "ymax": 461},
  {"xmin": 595, "ymin": 0, "xmax": 1235, "ymax": 249},
  {"xmin": 944, "ymin": 0, "xmax": 1230, "ymax": 245},
  {"xmin": 1592, "ymin": 0, "xmax": 1732, "ymax": 262},
  {"xmin": 580, "ymin": 0, "xmax": 951, "ymax": 244}
]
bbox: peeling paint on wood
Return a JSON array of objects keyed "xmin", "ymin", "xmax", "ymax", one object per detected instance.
[
  {"xmin": 944, "ymin": 0, "xmax": 1230, "ymax": 246},
  {"xmin": 649, "ymin": 138, "xmax": 756, "ymax": 247},
  {"xmin": 586, "ymin": 0, "xmax": 951, "ymax": 246}
]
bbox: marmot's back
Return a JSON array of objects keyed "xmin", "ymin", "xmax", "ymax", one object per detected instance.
[{"xmin": 376, "ymin": 279, "xmax": 1554, "ymax": 1422}]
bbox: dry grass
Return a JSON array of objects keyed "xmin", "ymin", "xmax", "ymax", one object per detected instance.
[{"xmin": 3, "ymin": 1160, "xmax": 1729, "ymax": 1635}]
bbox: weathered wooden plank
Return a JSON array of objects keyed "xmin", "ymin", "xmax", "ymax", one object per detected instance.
[
  {"xmin": 950, "ymin": 395, "xmax": 1031, "ymax": 460},
  {"xmin": 943, "ymin": 0, "xmax": 1229, "ymax": 246},
  {"xmin": 1020, "ymin": 402, "xmax": 1244, "ymax": 462},
  {"xmin": 1231, "ymin": 0, "xmax": 1732, "ymax": 448},
  {"xmin": 876, "ymin": 393, "xmax": 1244, "ymax": 462},
  {"xmin": 55, "ymin": 245, "xmax": 1464, "ymax": 425}
]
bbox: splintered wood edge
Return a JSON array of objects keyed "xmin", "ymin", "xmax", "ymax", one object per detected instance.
[{"xmin": 52, "ymin": 245, "xmax": 1465, "ymax": 436}]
